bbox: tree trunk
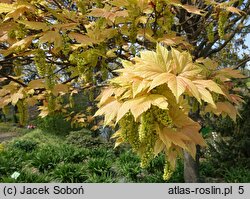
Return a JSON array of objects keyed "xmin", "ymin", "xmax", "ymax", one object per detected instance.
[
  {"xmin": 184, "ymin": 146, "xmax": 200, "ymax": 182},
  {"xmin": 184, "ymin": 151, "xmax": 198, "ymax": 182}
]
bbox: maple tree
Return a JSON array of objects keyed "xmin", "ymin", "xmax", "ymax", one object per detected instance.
[{"xmin": 0, "ymin": 0, "xmax": 249, "ymax": 180}]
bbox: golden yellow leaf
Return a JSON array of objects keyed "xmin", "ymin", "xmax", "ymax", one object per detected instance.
[
  {"xmin": 156, "ymin": 44, "xmax": 172, "ymax": 72},
  {"xmin": 111, "ymin": 129, "xmax": 122, "ymax": 139},
  {"xmin": 94, "ymin": 97, "xmax": 122, "ymax": 125},
  {"xmin": 179, "ymin": 126, "xmax": 206, "ymax": 147},
  {"xmin": 169, "ymin": 107, "xmax": 200, "ymax": 129},
  {"xmin": 51, "ymin": 23, "xmax": 78, "ymax": 30},
  {"xmin": 184, "ymin": 142, "xmax": 197, "ymax": 159},
  {"xmin": 132, "ymin": 78, "xmax": 150, "ymax": 97},
  {"xmin": 148, "ymin": 73, "xmax": 172, "ymax": 91},
  {"xmin": 114, "ymin": 137, "xmax": 124, "ymax": 148},
  {"xmin": 52, "ymin": 84, "xmax": 69, "ymax": 96},
  {"xmin": 160, "ymin": 34, "xmax": 192, "ymax": 49},
  {"xmin": 28, "ymin": 79, "xmax": 45, "ymax": 89},
  {"xmin": 181, "ymin": 4, "xmax": 205, "ymax": 15},
  {"xmin": 167, "ymin": 74, "xmax": 186, "ymax": 102},
  {"xmin": 216, "ymin": 67, "xmax": 246, "ymax": 80},
  {"xmin": 205, "ymin": 101, "xmax": 238, "ymax": 121},
  {"xmin": 3, "ymin": 36, "xmax": 33, "ymax": 56},
  {"xmin": 89, "ymin": 8, "xmax": 128, "ymax": 23},
  {"xmin": 39, "ymin": 109, "xmax": 49, "ymax": 118},
  {"xmin": 26, "ymin": 97, "xmax": 37, "ymax": 106},
  {"xmin": 177, "ymin": 76, "xmax": 201, "ymax": 102},
  {"xmin": 11, "ymin": 92, "xmax": 23, "ymax": 105},
  {"xmin": 168, "ymin": 0, "xmax": 205, "ymax": 15},
  {"xmin": 195, "ymin": 84, "xmax": 216, "ymax": 107},
  {"xmin": 98, "ymin": 87, "xmax": 115, "ymax": 106},
  {"xmin": 106, "ymin": 49, "xmax": 117, "ymax": 58},
  {"xmin": 159, "ymin": 127, "xmax": 190, "ymax": 150},
  {"xmin": 166, "ymin": 146, "xmax": 180, "ymax": 169},
  {"xmin": 5, "ymin": 5, "xmax": 34, "ymax": 21},
  {"xmin": 116, "ymin": 94, "xmax": 168, "ymax": 122},
  {"xmin": 226, "ymin": 6, "xmax": 244, "ymax": 15},
  {"xmin": 18, "ymin": 21, "xmax": 48, "ymax": 31},
  {"xmin": 193, "ymin": 80, "xmax": 224, "ymax": 95},
  {"xmin": 0, "ymin": 3, "xmax": 13, "ymax": 13},
  {"xmin": 154, "ymin": 138, "xmax": 165, "ymax": 156},
  {"xmin": 68, "ymin": 32, "xmax": 94, "ymax": 46},
  {"xmin": 39, "ymin": 31, "xmax": 62, "ymax": 51}
]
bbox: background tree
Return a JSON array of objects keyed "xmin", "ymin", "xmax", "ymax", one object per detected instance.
[{"xmin": 0, "ymin": 0, "xmax": 249, "ymax": 182}]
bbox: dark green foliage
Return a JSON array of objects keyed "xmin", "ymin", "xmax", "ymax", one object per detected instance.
[
  {"xmin": 86, "ymin": 173, "xmax": 117, "ymax": 183},
  {"xmin": 0, "ymin": 147, "xmax": 32, "ymax": 178},
  {"xmin": 35, "ymin": 113, "xmax": 72, "ymax": 135},
  {"xmin": 87, "ymin": 158, "xmax": 113, "ymax": 176},
  {"xmin": 199, "ymin": 160, "xmax": 218, "ymax": 179},
  {"xmin": 116, "ymin": 150, "xmax": 141, "ymax": 182},
  {"xmin": 30, "ymin": 145, "xmax": 62, "ymax": 172},
  {"xmin": 12, "ymin": 140, "xmax": 38, "ymax": 152},
  {"xmin": 66, "ymin": 128, "xmax": 102, "ymax": 147},
  {"xmin": 51, "ymin": 163, "xmax": 88, "ymax": 183},
  {"xmin": 89, "ymin": 147, "xmax": 115, "ymax": 159},
  {"xmin": 224, "ymin": 167, "xmax": 250, "ymax": 183},
  {"xmin": 200, "ymin": 95, "xmax": 250, "ymax": 182},
  {"xmin": 30, "ymin": 144, "xmax": 89, "ymax": 172},
  {"xmin": 204, "ymin": 97, "xmax": 250, "ymax": 168},
  {"xmin": 207, "ymin": 137, "xmax": 250, "ymax": 169},
  {"xmin": 1, "ymin": 173, "xmax": 51, "ymax": 183},
  {"xmin": 165, "ymin": 160, "xmax": 185, "ymax": 183},
  {"xmin": 199, "ymin": 160, "xmax": 250, "ymax": 183}
]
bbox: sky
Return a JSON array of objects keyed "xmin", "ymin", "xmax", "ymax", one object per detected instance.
[{"xmin": 243, "ymin": 24, "xmax": 250, "ymax": 69}]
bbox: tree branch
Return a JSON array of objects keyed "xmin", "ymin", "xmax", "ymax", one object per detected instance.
[
  {"xmin": 233, "ymin": 57, "xmax": 250, "ymax": 70},
  {"xmin": 205, "ymin": 18, "xmax": 246, "ymax": 57},
  {"xmin": 1, "ymin": 74, "xmax": 27, "ymax": 87}
]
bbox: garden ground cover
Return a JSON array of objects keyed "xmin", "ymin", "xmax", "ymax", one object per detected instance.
[{"xmin": 0, "ymin": 124, "xmax": 249, "ymax": 183}]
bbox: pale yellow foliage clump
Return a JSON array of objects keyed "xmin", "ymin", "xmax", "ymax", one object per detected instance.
[{"xmin": 95, "ymin": 44, "xmax": 244, "ymax": 179}]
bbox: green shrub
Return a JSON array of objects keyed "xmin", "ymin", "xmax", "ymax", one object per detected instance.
[
  {"xmin": 20, "ymin": 129, "xmax": 63, "ymax": 146},
  {"xmin": 86, "ymin": 172, "xmax": 117, "ymax": 183},
  {"xmin": 87, "ymin": 158, "xmax": 113, "ymax": 176},
  {"xmin": 69, "ymin": 148, "xmax": 90, "ymax": 163},
  {"xmin": 204, "ymin": 96, "xmax": 250, "ymax": 169},
  {"xmin": 117, "ymin": 162, "xmax": 142, "ymax": 182},
  {"xmin": 0, "ymin": 147, "xmax": 32, "ymax": 177},
  {"xmin": 30, "ymin": 142, "xmax": 90, "ymax": 173},
  {"xmin": 89, "ymin": 146, "xmax": 115, "ymax": 159},
  {"xmin": 116, "ymin": 150, "xmax": 142, "ymax": 182},
  {"xmin": 224, "ymin": 167, "xmax": 250, "ymax": 183},
  {"xmin": 207, "ymin": 136, "xmax": 250, "ymax": 169},
  {"xmin": 30, "ymin": 145, "xmax": 62, "ymax": 172},
  {"xmin": 51, "ymin": 163, "xmax": 88, "ymax": 182},
  {"xmin": 167, "ymin": 160, "xmax": 184, "ymax": 183},
  {"xmin": 199, "ymin": 160, "xmax": 219, "ymax": 179},
  {"xmin": 146, "ymin": 154, "xmax": 165, "ymax": 173},
  {"xmin": 35, "ymin": 113, "xmax": 72, "ymax": 135},
  {"xmin": 10, "ymin": 170, "xmax": 51, "ymax": 183},
  {"xmin": 12, "ymin": 140, "xmax": 38, "ymax": 152},
  {"xmin": 140, "ymin": 173, "xmax": 165, "ymax": 183},
  {"xmin": 66, "ymin": 128, "xmax": 102, "ymax": 147}
]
